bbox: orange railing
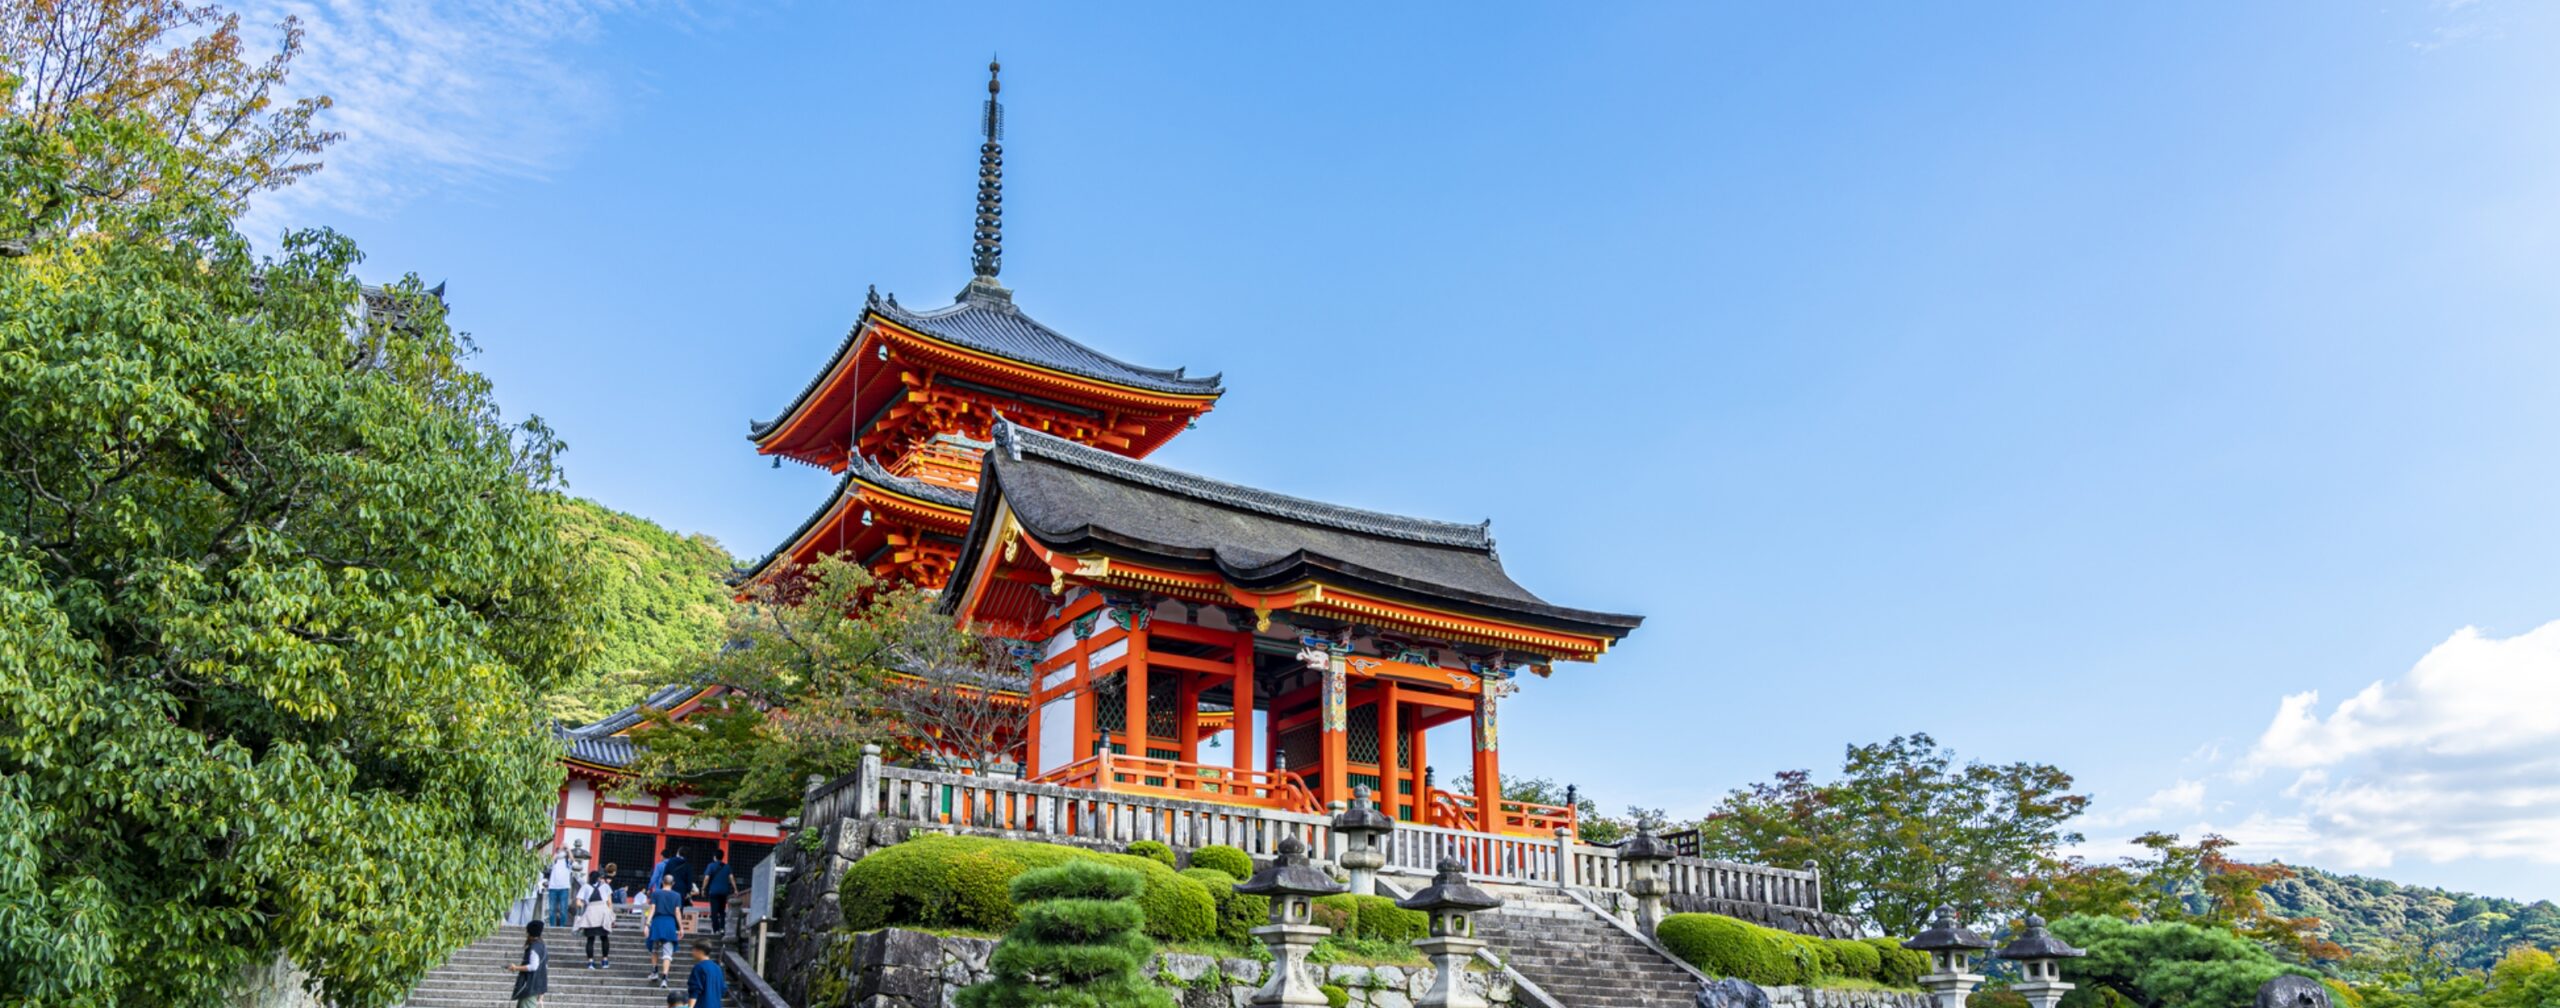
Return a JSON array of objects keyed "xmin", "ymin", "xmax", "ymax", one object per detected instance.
[
  {"xmin": 1034, "ymin": 752, "xmax": 1323, "ymax": 815},
  {"xmin": 1427, "ymin": 787, "xmax": 1578, "ymax": 837}
]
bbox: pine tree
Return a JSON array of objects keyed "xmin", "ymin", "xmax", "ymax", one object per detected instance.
[{"xmin": 959, "ymin": 861, "xmax": 1177, "ymax": 1008}]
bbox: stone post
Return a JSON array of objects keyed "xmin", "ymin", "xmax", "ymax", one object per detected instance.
[
  {"xmin": 1805, "ymin": 860, "xmax": 1823, "ymax": 913},
  {"xmin": 1234, "ymin": 835, "xmax": 1344, "ymax": 1006},
  {"xmin": 1398, "ymin": 857, "xmax": 1503, "ymax": 1008},
  {"xmin": 852, "ymin": 743, "xmax": 882, "ymax": 819},
  {"xmin": 1331, "ymin": 785, "xmax": 1394, "ymax": 897},
  {"xmin": 1903, "ymin": 905, "xmax": 1993, "ymax": 1008},
  {"xmin": 1618, "ymin": 825, "xmax": 1677, "ymax": 934},
  {"xmin": 1554, "ymin": 827, "xmax": 1578, "ymax": 888}
]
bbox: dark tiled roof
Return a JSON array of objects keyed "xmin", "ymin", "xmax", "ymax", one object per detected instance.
[
  {"xmin": 556, "ymin": 682, "xmax": 709, "ymax": 768},
  {"xmin": 944, "ymin": 420, "xmax": 1642, "ymax": 643},
  {"xmin": 736, "ymin": 455, "xmax": 978, "ymax": 583},
  {"xmin": 749, "ymin": 286, "xmax": 1220, "ymax": 440}
]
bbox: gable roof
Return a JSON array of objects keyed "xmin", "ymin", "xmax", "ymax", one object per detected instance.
[{"xmin": 945, "ymin": 420, "xmax": 1642, "ymax": 646}]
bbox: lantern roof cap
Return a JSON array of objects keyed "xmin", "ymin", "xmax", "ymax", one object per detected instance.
[
  {"xmin": 1333, "ymin": 785, "xmax": 1396, "ymax": 834},
  {"xmin": 1397, "ymin": 857, "xmax": 1503, "ymax": 914},
  {"xmin": 1995, "ymin": 915, "xmax": 2086, "ymax": 961},
  {"xmin": 1616, "ymin": 825, "xmax": 1678, "ymax": 863},
  {"xmin": 1903, "ymin": 906, "xmax": 1994, "ymax": 952},
  {"xmin": 1232, "ymin": 835, "xmax": 1343, "ymax": 898}
]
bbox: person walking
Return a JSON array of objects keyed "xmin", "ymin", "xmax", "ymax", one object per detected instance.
[
  {"xmin": 701, "ymin": 849, "xmax": 733, "ymax": 937},
  {"xmin": 684, "ymin": 940, "xmax": 727, "ymax": 1008},
  {"xmin": 644, "ymin": 875, "xmax": 687, "ymax": 987},
  {"xmin": 543, "ymin": 847, "xmax": 576, "ymax": 928},
  {"xmin": 505, "ymin": 921, "xmax": 550, "ymax": 1008},
  {"xmin": 575, "ymin": 870, "xmax": 616, "ymax": 970},
  {"xmin": 660, "ymin": 846, "xmax": 694, "ymax": 916}
]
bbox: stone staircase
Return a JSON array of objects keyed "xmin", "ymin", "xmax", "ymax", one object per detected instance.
[
  {"xmin": 1471, "ymin": 885, "xmax": 1706, "ymax": 1008},
  {"xmin": 398, "ymin": 917, "xmax": 700, "ymax": 1008}
]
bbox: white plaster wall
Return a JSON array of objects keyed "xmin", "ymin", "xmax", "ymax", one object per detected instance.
[{"xmin": 1038, "ymin": 695, "xmax": 1075, "ymax": 771}]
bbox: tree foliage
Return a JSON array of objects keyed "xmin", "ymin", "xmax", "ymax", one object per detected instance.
[
  {"xmin": 0, "ymin": 88, "xmax": 592, "ymax": 1008},
  {"xmin": 545, "ymin": 495, "xmax": 734, "ymax": 722},
  {"xmin": 621, "ymin": 555, "xmax": 1017, "ymax": 819},
  {"xmin": 2049, "ymin": 915, "xmax": 2320, "ymax": 1008},
  {"xmin": 1688, "ymin": 733, "xmax": 2089, "ymax": 935},
  {"xmin": 2, "ymin": 0, "xmax": 337, "ymax": 235}
]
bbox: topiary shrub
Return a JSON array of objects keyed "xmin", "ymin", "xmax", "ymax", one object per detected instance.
[
  {"xmin": 1188, "ymin": 844, "xmax": 1254, "ymax": 878},
  {"xmin": 1778, "ymin": 931, "xmax": 1833, "ymax": 980},
  {"xmin": 1313, "ymin": 894, "xmax": 1428, "ymax": 945},
  {"xmin": 1125, "ymin": 840, "xmax": 1176, "ymax": 867},
  {"xmin": 1319, "ymin": 983, "xmax": 1350, "ymax": 1008},
  {"xmin": 1657, "ymin": 913, "xmax": 1802, "ymax": 987},
  {"xmin": 1181, "ymin": 866, "xmax": 1269, "ymax": 948},
  {"xmin": 839, "ymin": 833, "xmax": 1216, "ymax": 942},
  {"xmin": 1825, "ymin": 937, "xmax": 1882, "ymax": 981},
  {"xmin": 1864, "ymin": 936, "xmax": 1928, "ymax": 989},
  {"xmin": 957, "ymin": 861, "xmax": 1176, "ymax": 1008}
]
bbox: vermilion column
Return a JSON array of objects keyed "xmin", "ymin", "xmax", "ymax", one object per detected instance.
[
  {"xmin": 1231, "ymin": 631, "xmax": 1256, "ymax": 776},
  {"xmin": 1473, "ymin": 680, "xmax": 1508, "ymax": 833},
  {"xmin": 1319, "ymin": 656, "xmax": 1349, "ymax": 806}
]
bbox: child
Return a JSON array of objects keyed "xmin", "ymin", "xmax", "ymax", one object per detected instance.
[
  {"xmin": 505, "ymin": 920, "xmax": 549, "ymax": 1008},
  {"xmin": 685, "ymin": 940, "xmax": 727, "ymax": 1008}
]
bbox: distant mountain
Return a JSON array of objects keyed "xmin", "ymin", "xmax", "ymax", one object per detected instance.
[
  {"xmin": 545, "ymin": 496, "xmax": 737, "ymax": 722},
  {"xmin": 2262, "ymin": 864, "xmax": 2560, "ymax": 969}
]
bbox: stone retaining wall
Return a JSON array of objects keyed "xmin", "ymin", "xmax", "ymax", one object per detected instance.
[{"xmin": 809, "ymin": 927, "xmax": 1519, "ymax": 1008}]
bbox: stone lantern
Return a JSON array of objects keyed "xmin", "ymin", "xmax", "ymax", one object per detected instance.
[
  {"xmin": 1994, "ymin": 914, "xmax": 2084, "ymax": 1008},
  {"xmin": 1233, "ymin": 834, "xmax": 1345, "ymax": 1007},
  {"xmin": 1617, "ymin": 824, "xmax": 1678, "ymax": 933},
  {"xmin": 1901, "ymin": 905, "xmax": 1993, "ymax": 1008},
  {"xmin": 1396, "ymin": 856, "xmax": 1505, "ymax": 1008},
  {"xmin": 1331, "ymin": 784, "xmax": 1395, "ymax": 895}
]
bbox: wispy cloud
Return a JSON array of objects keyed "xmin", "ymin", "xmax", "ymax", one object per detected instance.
[{"xmin": 235, "ymin": 0, "xmax": 650, "ymax": 239}]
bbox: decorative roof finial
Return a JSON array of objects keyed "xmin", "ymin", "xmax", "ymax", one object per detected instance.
[{"xmin": 970, "ymin": 57, "xmax": 1005, "ymax": 285}]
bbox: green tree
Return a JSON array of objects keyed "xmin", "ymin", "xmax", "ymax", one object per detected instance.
[
  {"xmin": 546, "ymin": 496, "xmax": 735, "ymax": 722},
  {"xmin": 621, "ymin": 555, "xmax": 1017, "ymax": 819},
  {"xmin": 1691, "ymin": 733, "xmax": 2089, "ymax": 935},
  {"xmin": 0, "ymin": 97, "xmax": 594, "ymax": 1008},
  {"xmin": 2048, "ymin": 915, "xmax": 2318, "ymax": 1008},
  {"xmin": 2, "ymin": 0, "xmax": 338, "ymax": 235},
  {"xmin": 958, "ymin": 860, "xmax": 1176, "ymax": 1008}
]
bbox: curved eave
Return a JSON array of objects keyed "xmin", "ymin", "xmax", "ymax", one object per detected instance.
[
  {"xmin": 750, "ymin": 309, "xmax": 1222, "ymax": 457},
  {"xmin": 737, "ymin": 469, "xmax": 976, "ymax": 585}
]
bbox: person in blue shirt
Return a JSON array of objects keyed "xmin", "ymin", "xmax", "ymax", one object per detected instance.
[
  {"xmin": 701, "ymin": 849, "xmax": 733, "ymax": 936},
  {"xmin": 644, "ymin": 876, "xmax": 688, "ymax": 987},
  {"xmin": 685, "ymin": 940, "xmax": 727, "ymax": 1008},
  {"xmin": 660, "ymin": 847, "xmax": 693, "ymax": 915}
]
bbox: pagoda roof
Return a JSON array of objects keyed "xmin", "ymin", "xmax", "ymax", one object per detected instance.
[
  {"xmin": 736, "ymin": 454, "xmax": 976, "ymax": 584},
  {"xmin": 944, "ymin": 421, "xmax": 1643, "ymax": 648},
  {"xmin": 748, "ymin": 286, "xmax": 1222, "ymax": 444}
]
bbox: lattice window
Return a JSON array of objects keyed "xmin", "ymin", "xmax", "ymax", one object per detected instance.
[
  {"xmin": 1092, "ymin": 672, "xmax": 1125, "ymax": 751},
  {"xmin": 1278, "ymin": 722, "xmax": 1319, "ymax": 775},
  {"xmin": 1147, "ymin": 675, "xmax": 1179, "ymax": 741},
  {"xmin": 1347, "ymin": 705, "xmax": 1381, "ymax": 765}
]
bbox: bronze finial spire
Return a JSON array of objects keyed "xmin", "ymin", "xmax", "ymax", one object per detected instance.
[{"xmin": 970, "ymin": 57, "xmax": 1005, "ymax": 284}]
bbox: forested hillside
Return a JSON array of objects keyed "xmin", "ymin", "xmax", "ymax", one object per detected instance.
[
  {"xmin": 2264, "ymin": 865, "xmax": 2560, "ymax": 970},
  {"xmin": 548, "ymin": 497, "xmax": 737, "ymax": 721}
]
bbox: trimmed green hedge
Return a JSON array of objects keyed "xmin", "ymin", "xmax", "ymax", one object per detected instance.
[
  {"xmin": 1865, "ymin": 937, "xmax": 1927, "ymax": 988},
  {"xmin": 1125, "ymin": 840, "xmax": 1176, "ymax": 868},
  {"xmin": 840, "ymin": 834, "xmax": 1216, "ymax": 942},
  {"xmin": 1188, "ymin": 845, "xmax": 1254, "ymax": 878},
  {"xmin": 1825, "ymin": 937, "xmax": 1883, "ymax": 981},
  {"xmin": 1181, "ymin": 866, "xmax": 1269, "ymax": 947},
  {"xmin": 1659, "ymin": 914, "xmax": 1808, "ymax": 986},
  {"xmin": 1312, "ymin": 894, "xmax": 1427, "ymax": 944}
]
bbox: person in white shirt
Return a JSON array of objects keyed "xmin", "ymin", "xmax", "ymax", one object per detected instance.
[
  {"xmin": 574, "ymin": 871, "xmax": 617, "ymax": 969},
  {"xmin": 543, "ymin": 848, "xmax": 576, "ymax": 928}
]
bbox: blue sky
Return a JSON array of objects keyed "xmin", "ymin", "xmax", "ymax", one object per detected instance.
[{"xmin": 246, "ymin": 2, "xmax": 2560, "ymax": 900}]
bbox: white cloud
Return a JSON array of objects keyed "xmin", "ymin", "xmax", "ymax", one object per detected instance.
[
  {"xmin": 2223, "ymin": 621, "xmax": 2560, "ymax": 869},
  {"xmin": 234, "ymin": 0, "xmax": 651, "ymax": 238},
  {"xmin": 2085, "ymin": 778, "xmax": 2207, "ymax": 829}
]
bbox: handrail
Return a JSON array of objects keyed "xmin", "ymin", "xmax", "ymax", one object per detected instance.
[
  {"xmin": 1035, "ymin": 752, "xmax": 1320, "ymax": 813},
  {"xmin": 1428, "ymin": 787, "xmax": 1577, "ymax": 837}
]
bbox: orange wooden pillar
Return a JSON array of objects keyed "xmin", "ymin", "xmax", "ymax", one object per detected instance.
[
  {"xmin": 1024, "ymin": 675, "xmax": 1045, "ymax": 776},
  {"xmin": 1125, "ymin": 622, "xmax": 1151, "ymax": 759},
  {"xmin": 1473, "ymin": 682, "xmax": 1503, "ymax": 833},
  {"xmin": 1176, "ymin": 669, "xmax": 1200, "ymax": 763},
  {"xmin": 1406, "ymin": 725, "xmax": 1428, "ymax": 821},
  {"xmin": 1231, "ymin": 631, "xmax": 1256, "ymax": 775},
  {"xmin": 1319, "ymin": 656, "xmax": 1349, "ymax": 806},
  {"xmin": 1378, "ymin": 680, "xmax": 1401, "ymax": 809}
]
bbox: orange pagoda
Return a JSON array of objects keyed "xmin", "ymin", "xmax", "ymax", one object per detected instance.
[{"xmin": 737, "ymin": 62, "xmax": 1642, "ymax": 838}]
